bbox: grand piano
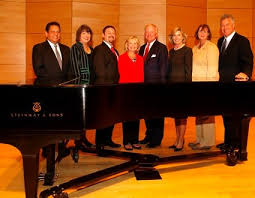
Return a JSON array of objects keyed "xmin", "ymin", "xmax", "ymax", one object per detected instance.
[{"xmin": 0, "ymin": 78, "xmax": 253, "ymax": 198}]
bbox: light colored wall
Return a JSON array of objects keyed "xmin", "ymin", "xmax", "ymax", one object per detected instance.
[
  {"xmin": 119, "ymin": 0, "xmax": 166, "ymax": 54},
  {"xmin": 26, "ymin": 0, "xmax": 72, "ymax": 79},
  {"xmin": 166, "ymin": 0, "xmax": 207, "ymax": 49},
  {"xmin": 0, "ymin": 0, "xmax": 26, "ymax": 82},
  {"xmin": 0, "ymin": 0, "xmax": 255, "ymax": 81},
  {"xmin": 207, "ymin": 0, "xmax": 254, "ymax": 78},
  {"xmin": 72, "ymin": 0, "xmax": 120, "ymax": 51}
]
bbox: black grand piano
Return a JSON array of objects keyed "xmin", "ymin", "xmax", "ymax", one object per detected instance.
[{"xmin": 0, "ymin": 78, "xmax": 253, "ymax": 198}]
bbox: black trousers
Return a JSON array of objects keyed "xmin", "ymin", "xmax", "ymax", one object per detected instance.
[
  {"xmin": 95, "ymin": 125, "xmax": 114, "ymax": 145},
  {"xmin": 223, "ymin": 115, "xmax": 250, "ymax": 152},
  {"xmin": 122, "ymin": 120, "xmax": 140, "ymax": 145},
  {"xmin": 144, "ymin": 118, "xmax": 164, "ymax": 145}
]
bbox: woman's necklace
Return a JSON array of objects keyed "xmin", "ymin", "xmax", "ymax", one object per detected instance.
[
  {"xmin": 128, "ymin": 52, "xmax": 136, "ymax": 62},
  {"xmin": 174, "ymin": 43, "xmax": 185, "ymax": 50}
]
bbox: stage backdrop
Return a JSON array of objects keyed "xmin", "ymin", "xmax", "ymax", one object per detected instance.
[{"xmin": 0, "ymin": 0, "xmax": 254, "ymax": 82}]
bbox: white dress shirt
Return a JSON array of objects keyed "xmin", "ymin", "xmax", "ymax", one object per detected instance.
[{"xmin": 47, "ymin": 40, "xmax": 62, "ymax": 60}]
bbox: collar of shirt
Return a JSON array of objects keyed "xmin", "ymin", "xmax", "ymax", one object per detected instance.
[
  {"xmin": 103, "ymin": 40, "xmax": 113, "ymax": 49},
  {"xmin": 224, "ymin": 31, "xmax": 236, "ymax": 49},
  {"xmin": 47, "ymin": 40, "xmax": 62, "ymax": 60},
  {"xmin": 146, "ymin": 39, "xmax": 156, "ymax": 51}
]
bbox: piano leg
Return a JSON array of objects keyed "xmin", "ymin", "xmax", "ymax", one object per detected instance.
[
  {"xmin": 239, "ymin": 116, "xmax": 251, "ymax": 161},
  {"xmin": 44, "ymin": 144, "xmax": 55, "ymax": 186},
  {"xmin": 22, "ymin": 151, "xmax": 39, "ymax": 198}
]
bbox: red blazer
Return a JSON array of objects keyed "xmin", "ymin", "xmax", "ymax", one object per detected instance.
[{"xmin": 118, "ymin": 52, "xmax": 144, "ymax": 83}]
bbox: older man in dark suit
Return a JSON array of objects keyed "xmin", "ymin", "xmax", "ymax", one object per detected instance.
[
  {"xmin": 139, "ymin": 24, "xmax": 168, "ymax": 148},
  {"xmin": 32, "ymin": 21, "xmax": 72, "ymax": 185},
  {"xmin": 217, "ymin": 14, "xmax": 253, "ymax": 161},
  {"xmin": 32, "ymin": 22, "xmax": 71, "ymax": 79},
  {"xmin": 93, "ymin": 25, "xmax": 121, "ymax": 148}
]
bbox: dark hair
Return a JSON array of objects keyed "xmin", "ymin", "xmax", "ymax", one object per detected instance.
[
  {"xmin": 76, "ymin": 24, "xmax": 93, "ymax": 44},
  {"xmin": 102, "ymin": 25, "xmax": 116, "ymax": 34},
  {"xmin": 45, "ymin": 21, "xmax": 61, "ymax": 32},
  {"xmin": 194, "ymin": 24, "xmax": 212, "ymax": 40}
]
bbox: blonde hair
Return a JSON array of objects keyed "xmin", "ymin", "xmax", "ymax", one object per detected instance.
[
  {"xmin": 124, "ymin": 36, "xmax": 140, "ymax": 52},
  {"xmin": 168, "ymin": 27, "xmax": 187, "ymax": 44}
]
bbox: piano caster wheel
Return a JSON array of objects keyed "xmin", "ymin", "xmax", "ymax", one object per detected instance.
[
  {"xmin": 53, "ymin": 191, "xmax": 69, "ymax": 198},
  {"xmin": 226, "ymin": 149, "xmax": 239, "ymax": 166},
  {"xmin": 71, "ymin": 147, "xmax": 79, "ymax": 163}
]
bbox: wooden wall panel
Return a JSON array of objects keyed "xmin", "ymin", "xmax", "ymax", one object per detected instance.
[
  {"xmin": 208, "ymin": 0, "xmax": 253, "ymax": 9},
  {"xmin": 166, "ymin": 1, "xmax": 207, "ymax": 49},
  {"xmin": 119, "ymin": 0, "xmax": 166, "ymax": 54},
  {"xmin": 0, "ymin": 1, "xmax": 25, "ymax": 82},
  {"xmin": 72, "ymin": 1, "xmax": 119, "ymax": 50},
  {"xmin": 207, "ymin": 0, "xmax": 254, "ymax": 79},
  {"xmin": 207, "ymin": 9, "xmax": 253, "ymax": 39},
  {"xmin": 167, "ymin": 0, "xmax": 206, "ymax": 8},
  {"xmin": 26, "ymin": 1, "xmax": 72, "ymax": 79}
]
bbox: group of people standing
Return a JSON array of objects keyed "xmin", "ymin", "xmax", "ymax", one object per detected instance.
[{"xmin": 32, "ymin": 14, "xmax": 253, "ymax": 157}]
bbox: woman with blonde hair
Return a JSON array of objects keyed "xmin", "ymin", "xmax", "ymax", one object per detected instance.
[
  {"xmin": 168, "ymin": 27, "xmax": 192, "ymax": 151},
  {"xmin": 118, "ymin": 36, "xmax": 144, "ymax": 150}
]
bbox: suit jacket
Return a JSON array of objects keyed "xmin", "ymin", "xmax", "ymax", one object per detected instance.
[
  {"xmin": 92, "ymin": 42, "xmax": 119, "ymax": 83},
  {"xmin": 139, "ymin": 40, "xmax": 168, "ymax": 82},
  {"xmin": 217, "ymin": 33, "xmax": 253, "ymax": 82},
  {"xmin": 32, "ymin": 41, "xmax": 71, "ymax": 79}
]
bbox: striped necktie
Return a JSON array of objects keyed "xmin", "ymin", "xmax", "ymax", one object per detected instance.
[{"xmin": 54, "ymin": 44, "xmax": 62, "ymax": 70}]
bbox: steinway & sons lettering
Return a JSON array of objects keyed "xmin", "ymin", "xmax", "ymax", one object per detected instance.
[{"xmin": 10, "ymin": 112, "xmax": 64, "ymax": 118}]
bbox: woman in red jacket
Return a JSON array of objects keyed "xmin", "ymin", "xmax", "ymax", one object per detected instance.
[{"xmin": 118, "ymin": 36, "xmax": 144, "ymax": 150}]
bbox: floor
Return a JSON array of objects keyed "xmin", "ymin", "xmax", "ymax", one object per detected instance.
[{"xmin": 0, "ymin": 116, "xmax": 255, "ymax": 198}]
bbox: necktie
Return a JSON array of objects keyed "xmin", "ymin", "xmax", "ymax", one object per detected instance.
[
  {"xmin": 143, "ymin": 43, "xmax": 150, "ymax": 60},
  {"xmin": 54, "ymin": 44, "xmax": 62, "ymax": 70},
  {"xmin": 111, "ymin": 47, "xmax": 118, "ymax": 58},
  {"xmin": 220, "ymin": 38, "xmax": 226, "ymax": 54}
]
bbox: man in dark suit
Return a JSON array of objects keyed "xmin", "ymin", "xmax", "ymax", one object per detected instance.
[
  {"xmin": 32, "ymin": 22, "xmax": 71, "ymax": 79},
  {"xmin": 93, "ymin": 25, "xmax": 121, "ymax": 148},
  {"xmin": 32, "ymin": 21, "xmax": 72, "ymax": 185},
  {"xmin": 217, "ymin": 14, "xmax": 253, "ymax": 161},
  {"xmin": 138, "ymin": 24, "xmax": 168, "ymax": 148}
]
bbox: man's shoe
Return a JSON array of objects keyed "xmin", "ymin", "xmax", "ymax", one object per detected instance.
[
  {"xmin": 139, "ymin": 137, "xmax": 150, "ymax": 144},
  {"xmin": 216, "ymin": 143, "xmax": 224, "ymax": 148},
  {"xmin": 105, "ymin": 141, "xmax": 121, "ymax": 148},
  {"xmin": 217, "ymin": 143, "xmax": 229, "ymax": 152}
]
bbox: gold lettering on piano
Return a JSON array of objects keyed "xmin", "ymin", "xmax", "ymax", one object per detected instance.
[
  {"xmin": 9, "ymin": 102, "xmax": 64, "ymax": 119},
  {"xmin": 10, "ymin": 112, "xmax": 64, "ymax": 119}
]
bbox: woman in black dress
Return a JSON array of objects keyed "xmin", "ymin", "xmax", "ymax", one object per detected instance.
[
  {"xmin": 168, "ymin": 27, "xmax": 192, "ymax": 151},
  {"xmin": 70, "ymin": 24, "xmax": 95, "ymax": 153}
]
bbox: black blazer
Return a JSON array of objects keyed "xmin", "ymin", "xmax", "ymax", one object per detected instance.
[
  {"xmin": 217, "ymin": 33, "xmax": 253, "ymax": 82},
  {"xmin": 92, "ymin": 42, "xmax": 119, "ymax": 83},
  {"xmin": 32, "ymin": 41, "xmax": 71, "ymax": 79},
  {"xmin": 139, "ymin": 40, "xmax": 168, "ymax": 82}
]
